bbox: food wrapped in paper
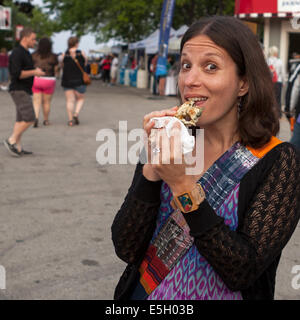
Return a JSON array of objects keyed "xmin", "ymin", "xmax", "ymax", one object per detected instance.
[{"xmin": 174, "ymin": 99, "xmax": 203, "ymax": 127}]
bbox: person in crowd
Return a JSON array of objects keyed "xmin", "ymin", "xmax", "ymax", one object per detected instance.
[
  {"xmin": 285, "ymin": 54, "xmax": 300, "ymax": 124},
  {"xmin": 32, "ymin": 37, "xmax": 59, "ymax": 127},
  {"xmin": 4, "ymin": 27, "xmax": 45, "ymax": 157},
  {"xmin": 150, "ymin": 53, "xmax": 158, "ymax": 95},
  {"xmin": 61, "ymin": 36, "xmax": 87, "ymax": 126},
  {"xmin": 100, "ymin": 55, "xmax": 111, "ymax": 85},
  {"xmin": 158, "ymin": 55, "xmax": 173, "ymax": 96},
  {"xmin": 0, "ymin": 47, "xmax": 9, "ymax": 91},
  {"xmin": 111, "ymin": 16, "xmax": 300, "ymax": 300},
  {"xmin": 267, "ymin": 46, "xmax": 284, "ymax": 117},
  {"xmin": 110, "ymin": 53, "xmax": 119, "ymax": 85},
  {"xmin": 289, "ymin": 58, "xmax": 300, "ymax": 149}
]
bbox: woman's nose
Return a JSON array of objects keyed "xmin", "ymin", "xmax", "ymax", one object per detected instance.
[{"xmin": 184, "ymin": 67, "xmax": 202, "ymax": 88}]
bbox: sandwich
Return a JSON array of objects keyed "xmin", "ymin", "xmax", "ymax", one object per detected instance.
[{"xmin": 174, "ymin": 98, "xmax": 203, "ymax": 127}]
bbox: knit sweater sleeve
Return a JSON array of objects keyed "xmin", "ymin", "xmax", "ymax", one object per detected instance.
[
  {"xmin": 111, "ymin": 163, "xmax": 162, "ymax": 265},
  {"xmin": 183, "ymin": 143, "xmax": 300, "ymax": 291}
]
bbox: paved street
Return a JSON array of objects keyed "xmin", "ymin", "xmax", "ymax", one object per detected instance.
[{"xmin": 0, "ymin": 81, "xmax": 299, "ymax": 300}]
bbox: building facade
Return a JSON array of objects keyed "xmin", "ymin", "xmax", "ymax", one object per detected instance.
[{"xmin": 235, "ymin": 0, "xmax": 300, "ymax": 75}]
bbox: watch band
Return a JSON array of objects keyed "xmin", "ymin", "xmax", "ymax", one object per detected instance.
[{"xmin": 171, "ymin": 183, "xmax": 205, "ymax": 213}]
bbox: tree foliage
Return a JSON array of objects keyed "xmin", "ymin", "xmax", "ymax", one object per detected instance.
[
  {"xmin": 44, "ymin": 0, "xmax": 235, "ymax": 43},
  {"xmin": 0, "ymin": 0, "xmax": 58, "ymax": 49}
]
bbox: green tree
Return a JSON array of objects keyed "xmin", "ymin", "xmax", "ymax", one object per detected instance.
[
  {"xmin": 0, "ymin": 0, "xmax": 58, "ymax": 49},
  {"xmin": 44, "ymin": 0, "xmax": 235, "ymax": 43}
]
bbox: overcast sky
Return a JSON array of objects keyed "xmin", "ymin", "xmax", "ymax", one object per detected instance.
[{"xmin": 31, "ymin": 0, "xmax": 99, "ymax": 54}]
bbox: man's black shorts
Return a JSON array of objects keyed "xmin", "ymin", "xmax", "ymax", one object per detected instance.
[{"xmin": 10, "ymin": 90, "xmax": 35, "ymax": 122}]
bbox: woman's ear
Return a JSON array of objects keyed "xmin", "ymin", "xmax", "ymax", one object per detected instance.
[{"xmin": 238, "ymin": 77, "xmax": 249, "ymax": 97}]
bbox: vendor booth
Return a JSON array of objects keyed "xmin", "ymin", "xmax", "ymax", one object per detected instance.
[{"xmin": 128, "ymin": 27, "xmax": 186, "ymax": 94}]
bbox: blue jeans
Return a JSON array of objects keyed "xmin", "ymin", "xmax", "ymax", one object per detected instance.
[
  {"xmin": 290, "ymin": 121, "xmax": 300, "ymax": 150},
  {"xmin": 0, "ymin": 67, "xmax": 8, "ymax": 82}
]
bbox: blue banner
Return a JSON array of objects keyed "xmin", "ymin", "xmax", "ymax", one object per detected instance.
[{"xmin": 155, "ymin": 0, "xmax": 176, "ymax": 77}]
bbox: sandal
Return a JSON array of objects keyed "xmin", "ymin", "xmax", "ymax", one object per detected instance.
[
  {"xmin": 33, "ymin": 119, "xmax": 38, "ymax": 128},
  {"xmin": 68, "ymin": 120, "xmax": 74, "ymax": 126},
  {"xmin": 43, "ymin": 120, "xmax": 50, "ymax": 126},
  {"xmin": 73, "ymin": 115, "xmax": 79, "ymax": 125}
]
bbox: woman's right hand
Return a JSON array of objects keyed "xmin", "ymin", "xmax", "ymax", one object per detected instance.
[{"xmin": 142, "ymin": 106, "xmax": 178, "ymax": 181}]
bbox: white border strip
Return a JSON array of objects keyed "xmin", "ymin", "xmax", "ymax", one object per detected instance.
[{"xmin": 263, "ymin": 13, "xmax": 273, "ymax": 18}]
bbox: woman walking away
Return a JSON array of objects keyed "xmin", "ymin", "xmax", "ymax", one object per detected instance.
[
  {"xmin": 61, "ymin": 36, "xmax": 87, "ymax": 126},
  {"xmin": 32, "ymin": 38, "xmax": 59, "ymax": 127},
  {"xmin": 111, "ymin": 16, "xmax": 300, "ymax": 300}
]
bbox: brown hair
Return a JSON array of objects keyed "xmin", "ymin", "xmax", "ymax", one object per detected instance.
[
  {"xmin": 20, "ymin": 27, "xmax": 34, "ymax": 40},
  {"xmin": 180, "ymin": 16, "xmax": 279, "ymax": 149},
  {"xmin": 68, "ymin": 36, "xmax": 79, "ymax": 49},
  {"xmin": 36, "ymin": 37, "xmax": 52, "ymax": 59}
]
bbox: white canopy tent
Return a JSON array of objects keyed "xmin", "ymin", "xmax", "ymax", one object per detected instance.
[
  {"xmin": 91, "ymin": 38, "xmax": 125, "ymax": 55},
  {"xmin": 168, "ymin": 25, "xmax": 189, "ymax": 53},
  {"xmin": 129, "ymin": 28, "xmax": 176, "ymax": 54}
]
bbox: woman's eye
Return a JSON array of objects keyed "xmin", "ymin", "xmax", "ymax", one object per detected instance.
[
  {"xmin": 181, "ymin": 62, "xmax": 190, "ymax": 70},
  {"xmin": 205, "ymin": 63, "xmax": 217, "ymax": 71}
]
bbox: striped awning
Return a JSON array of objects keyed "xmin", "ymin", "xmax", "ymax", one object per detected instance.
[{"xmin": 235, "ymin": 0, "xmax": 300, "ymax": 18}]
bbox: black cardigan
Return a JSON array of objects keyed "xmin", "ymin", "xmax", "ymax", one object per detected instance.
[{"xmin": 111, "ymin": 142, "xmax": 300, "ymax": 300}]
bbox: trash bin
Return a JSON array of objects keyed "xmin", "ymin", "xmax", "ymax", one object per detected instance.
[
  {"xmin": 129, "ymin": 68, "xmax": 137, "ymax": 87},
  {"xmin": 124, "ymin": 69, "xmax": 130, "ymax": 86},
  {"xmin": 137, "ymin": 70, "xmax": 148, "ymax": 89},
  {"xmin": 119, "ymin": 68, "xmax": 125, "ymax": 85}
]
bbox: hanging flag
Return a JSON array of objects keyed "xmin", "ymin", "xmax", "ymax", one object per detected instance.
[{"xmin": 155, "ymin": 0, "xmax": 176, "ymax": 77}]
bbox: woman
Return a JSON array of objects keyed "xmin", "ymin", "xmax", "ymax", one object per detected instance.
[
  {"xmin": 111, "ymin": 16, "xmax": 300, "ymax": 300},
  {"xmin": 61, "ymin": 36, "xmax": 87, "ymax": 126},
  {"xmin": 32, "ymin": 38, "xmax": 59, "ymax": 127}
]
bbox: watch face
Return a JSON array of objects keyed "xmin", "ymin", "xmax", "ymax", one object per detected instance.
[{"xmin": 178, "ymin": 193, "xmax": 193, "ymax": 212}]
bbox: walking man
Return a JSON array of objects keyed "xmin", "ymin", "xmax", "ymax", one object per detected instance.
[{"xmin": 4, "ymin": 27, "xmax": 45, "ymax": 157}]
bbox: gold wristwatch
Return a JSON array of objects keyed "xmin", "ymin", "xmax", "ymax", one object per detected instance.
[{"xmin": 171, "ymin": 183, "xmax": 205, "ymax": 213}]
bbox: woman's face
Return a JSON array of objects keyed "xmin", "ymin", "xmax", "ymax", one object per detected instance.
[{"xmin": 178, "ymin": 34, "xmax": 248, "ymax": 127}]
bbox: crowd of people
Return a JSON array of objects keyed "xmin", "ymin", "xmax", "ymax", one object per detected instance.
[
  {"xmin": 86, "ymin": 53, "xmax": 119, "ymax": 85},
  {"xmin": 2, "ymin": 28, "xmax": 113, "ymax": 156},
  {"xmin": 1, "ymin": 25, "xmax": 300, "ymax": 156}
]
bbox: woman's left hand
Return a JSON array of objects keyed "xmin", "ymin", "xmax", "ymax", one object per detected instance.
[{"xmin": 151, "ymin": 121, "xmax": 198, "ymax": 195}]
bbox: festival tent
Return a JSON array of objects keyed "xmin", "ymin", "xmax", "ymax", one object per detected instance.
[
  {"xmin": 91, "ymin": 39, "xmax": 125, "ymax": 55},
  {"xmin": 129, "ymin": 28, "xmax": 176, "ymax": 54},
  {"xmin": 168, "ymin": 25, "xmax": 189, "ymax": 52}
]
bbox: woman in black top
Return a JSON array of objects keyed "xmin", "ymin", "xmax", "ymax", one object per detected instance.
[
  {"xmin": 61, "ymin": 36, "xmax": 87, "ymax": 126},
  {"xmin": 111, "ymin": 17, "xmax": 300, "ymax": 300}
]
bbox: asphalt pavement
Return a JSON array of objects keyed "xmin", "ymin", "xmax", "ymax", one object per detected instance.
[{"xmin": 0, "ymin": 81, "xmax": 299, "ymax": 300}]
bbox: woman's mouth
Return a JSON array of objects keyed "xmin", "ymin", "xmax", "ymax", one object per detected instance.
[{"xmin": 187, "ymin": 97, "xmax": 208, "ymax": 107}]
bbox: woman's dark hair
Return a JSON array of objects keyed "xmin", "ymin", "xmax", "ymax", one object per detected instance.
[
  {"xmin": 180, "ymin": 16, "xmax": 279, "ymax": 149},
  {"xmin": 68, "ymin": 36, "xmax": 79, "ymax": 49},
  {"xmin": 36, "ymin": 37, "xmax": 52, "ymax": 59}
]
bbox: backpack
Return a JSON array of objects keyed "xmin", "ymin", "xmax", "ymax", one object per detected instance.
[{"xmin": 269, "ymin": 64, "xmax": 278, "ymax": 83}]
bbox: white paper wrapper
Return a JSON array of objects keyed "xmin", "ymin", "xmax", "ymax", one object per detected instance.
[{"xmin": 150, "ymin": 116, "xmax": 195, "ymax": 154}]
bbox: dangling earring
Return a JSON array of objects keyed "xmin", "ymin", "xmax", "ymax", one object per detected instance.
[{"xmin": 237, "ymin": 97, "xmax": 243, "ymax": 117}]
